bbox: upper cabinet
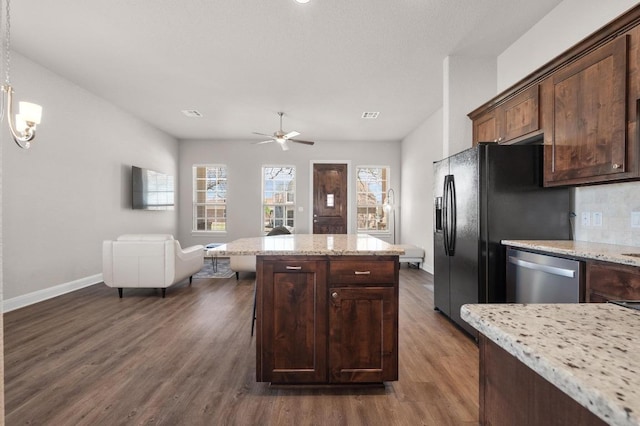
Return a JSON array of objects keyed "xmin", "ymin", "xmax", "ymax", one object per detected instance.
[
  {"xmin": 471, "ymin": 85, "xmax": 540, "ymax": 145},
  {"xmin": 469, "ymin": 5, "xmax": 640, "ymax": 187},
  {"xmin": 544, "ymin": 36, "xmax": 628, "ymax": 186}
]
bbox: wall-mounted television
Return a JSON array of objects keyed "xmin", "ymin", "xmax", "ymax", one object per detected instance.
[{"xmin": 132, "ymin": 166, "xmax": 175, "ymax": 210}]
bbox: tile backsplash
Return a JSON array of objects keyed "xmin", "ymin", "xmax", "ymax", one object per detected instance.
[{"xmin": 574, "ymin": 181, "xmax": 640, "ymax": 247}]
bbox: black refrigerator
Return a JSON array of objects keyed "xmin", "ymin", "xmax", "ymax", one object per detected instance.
[{"xmin": 433, "ymin": 143, "xmax": 571, "ymax": 336}]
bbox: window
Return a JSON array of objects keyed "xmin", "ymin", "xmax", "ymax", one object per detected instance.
[
  {"xmin": 193, "ymin": 165, "xmax": 227, "ymax": 232},
  {"xmin": 356, "ymin": 166, "xmax": 390, "ymax": 232},
  {"xmin": 262, "ymin": 166, "xmax": 295, "ymax": 234}
]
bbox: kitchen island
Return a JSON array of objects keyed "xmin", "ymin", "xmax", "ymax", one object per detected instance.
[
  {"xmin": 461, "ymin": 303, "xmax": 640, "ymax": 426},
  {"xmin": 209, "ymin": 234, "xmax": 404, "ymax": 385}
]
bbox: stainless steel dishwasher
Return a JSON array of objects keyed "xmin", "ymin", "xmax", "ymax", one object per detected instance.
[{"xmin": 506, "ymin": 248, "xmax": 582, "ymax": 303}]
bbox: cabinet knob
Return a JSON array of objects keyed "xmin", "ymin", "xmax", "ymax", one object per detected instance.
[
  {"xmin": 331, "ymin": 292, "xmax": 338, "ymax": 299},
  {"xmin": 612, "ymin": 163, "xmax": 622, "ymax": 169}
]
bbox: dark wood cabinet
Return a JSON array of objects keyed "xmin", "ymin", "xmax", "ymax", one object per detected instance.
[
  {"xmin": 470, "ymin": 85, "xmax": 540, "ymax": 145},
  {"xmin": 258, "ymin": 258, "xmax": 327, "ymax": 383},
  {"xmin": 479, "ymin": 335, "xmax": 606, "ymax": 425},
  {"xmin": 586, "ymin": 260, "xmax": 640, "ymax": 302},
  {"xmin": 544, "ymin": 36, "xmax": 629, "ymax": 186},
  {"xmin": 472, "ymin": 109, "xmax": 498, "ymax": 145},
  {"xmin": 328, "ymin": 258, "xmax": 398, "ymax": 383},
  {"xmin": 256, "ymin": 256, "xmax": 399, "ymax": 385},
  {"xmin": 469, "ymin": 6, "xmax": 640, "ymax": 187}
]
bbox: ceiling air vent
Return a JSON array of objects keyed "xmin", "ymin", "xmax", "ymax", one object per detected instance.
[
  {"xmin": 361, "ymin": 112, "xmax": 379, "ymax": 119},
  {"xmin": 181, "ymin": 109, "xmax": 203, "ymax": 118}
]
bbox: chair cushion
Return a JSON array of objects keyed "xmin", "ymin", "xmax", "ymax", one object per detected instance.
[
  {"xmin": 397, "ymin": 244, "xmax": 424, "ymax": 260},
  {"xmin": 117, "ymin": 234, "xmax": 174, "ymax": 242}
]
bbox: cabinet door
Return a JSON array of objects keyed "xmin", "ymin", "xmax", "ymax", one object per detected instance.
[
  {"xmin": 496, "ymin": 85, "xmax": 540, "ymax": 142},
  {"xmin": 586, "ymin": 261, "xmax": 640, "ymax": 302},
  {"xmin": 328, "ymin": 287, "xmax": 398, "ymax": 383},
  {"xmin": 545, "ymin": 36, "xmax": 628, "ymax": 186},
  {"xmin": 472, "ymin": 109, "xmax": 498, "ymax": 145},
  {"xmin": 259, "ymin": 260, "xmax": 327, "ymax": 383}
]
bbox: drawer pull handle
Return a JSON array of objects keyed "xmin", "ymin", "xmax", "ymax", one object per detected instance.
[
  {"xmin": 286, "ymin": 266, "xmax": 302, "ymax": 270},
  {"xmin": 331, "ymin": 292, "xmax": 339, "ymax": 299},
  {"xmin": 612, "ymin": 163, "xmax": 622, "ymax": 169},
  {"xmin": 354, "ymin": 271, "xmax": 371, "ymax": 275}
]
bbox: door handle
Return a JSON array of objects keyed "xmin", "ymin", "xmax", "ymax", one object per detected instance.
[
  {"xmin": 508, "ymin": 256, "xmax": 575, "ymax": 278},
  {"xmin": 443, "ymin": 175, "xmax": 455, "ymax": 256}
]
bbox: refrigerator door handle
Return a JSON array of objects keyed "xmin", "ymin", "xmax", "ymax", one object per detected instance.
[
  {"xmin": 447, "ymin": 175, "xmax": 456, "ymax": 256},
  {"xmin": 443, "ymin": 175, "xmax": 455, "ymax": 256},
  {"xmin": 442, "ymin": 176, "xmax": 450, "ymax": 255}
]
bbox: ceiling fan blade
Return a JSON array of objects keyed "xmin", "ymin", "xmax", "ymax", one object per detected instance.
[
  {"xmin": 284, "ymin": 131, "xmax": 300, "ymax": 139},
  {"xmin": 279, "ymin": 140, "xmax": 290, "ymax": 151},
  {"xmin": 252, "ymin": 139, "xmax": 275, "ymax": 145},
  {"xmin": 252, "ymin": 131, "xmax": 274, "ymax": 138},
  {"xmin": 289, "ymin": 138, "xmax": 315, "ymax": 146}
]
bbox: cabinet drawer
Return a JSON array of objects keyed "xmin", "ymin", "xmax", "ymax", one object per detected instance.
[
  {"xmin": 586, "ymin": 261, "xmax": 640, "ymax": 302},
  {"xmin": 329, "ymin": 260, "xmax": 395, "ymax": 285}
]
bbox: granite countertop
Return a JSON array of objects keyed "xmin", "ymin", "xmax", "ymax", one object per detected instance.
[
  {"xmin": 461, "ymin": 303, "xmax": 640, "ymax": 426},
  {"xmin": 206, "ymin": 234, "xmax": 405, "ymax": 256},
  {"xmin": 502, "ymin": 240, "xmax": 640, "ymax": 267}
]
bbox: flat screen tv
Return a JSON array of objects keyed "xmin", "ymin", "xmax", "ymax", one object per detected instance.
[{"xmin": 132, "ymin": 166, "xmax": 175, "ymax": 210}]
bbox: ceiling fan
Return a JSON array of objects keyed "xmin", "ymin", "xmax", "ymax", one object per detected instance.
[{"xmin": 252, "ymin": 112, "xmax": 315, "ymax": 151}]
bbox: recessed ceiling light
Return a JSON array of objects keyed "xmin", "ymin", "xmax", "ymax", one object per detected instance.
[
  {"xmin": 295, "ymin": 0, "xmax": 310, "ymax": 3},
  {"xmin": 181, "ymin": 109, "xmax": 203, "ymax": 118},
  {"xmin": 361, "ymin": 112, "xmax": 380, "ymax": 119}
]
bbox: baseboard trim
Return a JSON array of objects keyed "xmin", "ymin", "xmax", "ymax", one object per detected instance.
[
  {"xmin": 4, "ymin": 274, "xmax": 103, "ymax": 313},
  {"xmin": 424, "ymin": 264, "xmax": 434, "ymax": 274}
]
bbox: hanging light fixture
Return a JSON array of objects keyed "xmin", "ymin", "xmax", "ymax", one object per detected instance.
[{"xmin": 1, "ymin": 0, "xmax": 42, "ymax": 149}]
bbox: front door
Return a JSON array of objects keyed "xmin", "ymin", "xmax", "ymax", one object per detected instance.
[{"xmin": 313, "ymin": 163, "xmax": 348, "ymax": 234}]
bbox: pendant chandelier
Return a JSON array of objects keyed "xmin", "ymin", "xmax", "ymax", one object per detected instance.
[{"xmin": 1, "ymin": 0, "xmax": 42, "ymax": 149}]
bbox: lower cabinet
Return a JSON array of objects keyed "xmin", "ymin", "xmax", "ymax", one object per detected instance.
[
  {"xmin": 479, "ymin": 335, "xmax": 606, "ymax": 425},
  {"xmin": 256, "ymin": 256, "xmax": 399, "ymax": 384},
  {"xmin": 329, "ymin": 286, "xmax": 397, "ymax": 383},
  {"xmin": 586, "ymin": 260, "xmax": 640, "ymax": 302}
]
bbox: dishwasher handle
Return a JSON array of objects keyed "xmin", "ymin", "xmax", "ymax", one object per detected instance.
[{"xmin": 507, "ymin": 256, "xmax": 576, "ymax": 278}]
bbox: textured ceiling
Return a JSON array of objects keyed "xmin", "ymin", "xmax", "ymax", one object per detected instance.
[{"xmin": 11, "ymin": 0, "xmax": 563, "ymax": 142}]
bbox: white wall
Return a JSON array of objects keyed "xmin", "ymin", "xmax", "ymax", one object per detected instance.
[
  {"xmin": 400, "ymin": 108, "xmax": 442, "ymax": 273},
  {"xmin": 443, "ymin": 56, "xmax": 496, "ymax": 157},
  {"xmin": 498, "ymin": 0, "xmax": 639, "ymax": 92},
  {"xmin": 2, "ymin": 52, "xmax": 179, "ymax": 306},
  {"xmin": 497, "ymin": 0, "xmax": 640, "ymax": 247},
  {"xmin": 177, "ymin": 139, "xmax": 401, "ymax": 248}
]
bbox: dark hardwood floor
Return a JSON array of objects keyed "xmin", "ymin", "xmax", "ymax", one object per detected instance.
[{"xmin": 4, "ymin": 267, "xmax": 479, "ymax": 425}]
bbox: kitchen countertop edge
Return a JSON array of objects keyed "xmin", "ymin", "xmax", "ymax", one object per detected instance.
[
  {"xmin": 502, "ymin": 240, "xmax": 640, "ymax": 267},
  {"xmin": 206, "ymin": 234, "xmax": 405, "ymax": 257},
  {"xmin": 461, "ymin": 303, "xmax": 640, "ymax": 426}
]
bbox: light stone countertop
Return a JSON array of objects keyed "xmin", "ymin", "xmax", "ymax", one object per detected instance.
[
  {"xmin": 461, "ymin": 303, "xmax": 640, "ymax": 426},
  {"xmin": 206, "ymin": 234, "xmax": 405, "ymax": 257},
  {"xmin": 502, "ymin": 240, "xmax": 640, "ymax": 267}
]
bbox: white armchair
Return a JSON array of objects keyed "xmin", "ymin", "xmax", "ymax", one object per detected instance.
[{"xmin": 102, "ymin": 234, "xmax": 204, "ymax": 298}]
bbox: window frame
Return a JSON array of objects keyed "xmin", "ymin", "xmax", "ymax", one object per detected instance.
[
  {"xmin": 262, "ymin": 165, "xmax": 296, "ymax": 235},
  {"xmin": 192, "ymin": 164, "xmax": 228, "ymax": 234},
  {"xmin": 356, "ymin": 165, "xmax": 391, "ymax": 235}
]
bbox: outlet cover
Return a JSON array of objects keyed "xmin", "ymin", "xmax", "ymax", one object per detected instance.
[
  {"xmin": 632, "ymin": 211, "xmax": 640, "ymax": 228},
  {"xmin": 592, "ymin": 212, "xmax": 602, "ymax": 227},
  {"xmin": 581, "ymin": 212, "xmax": 591, "ymax": 226}
]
